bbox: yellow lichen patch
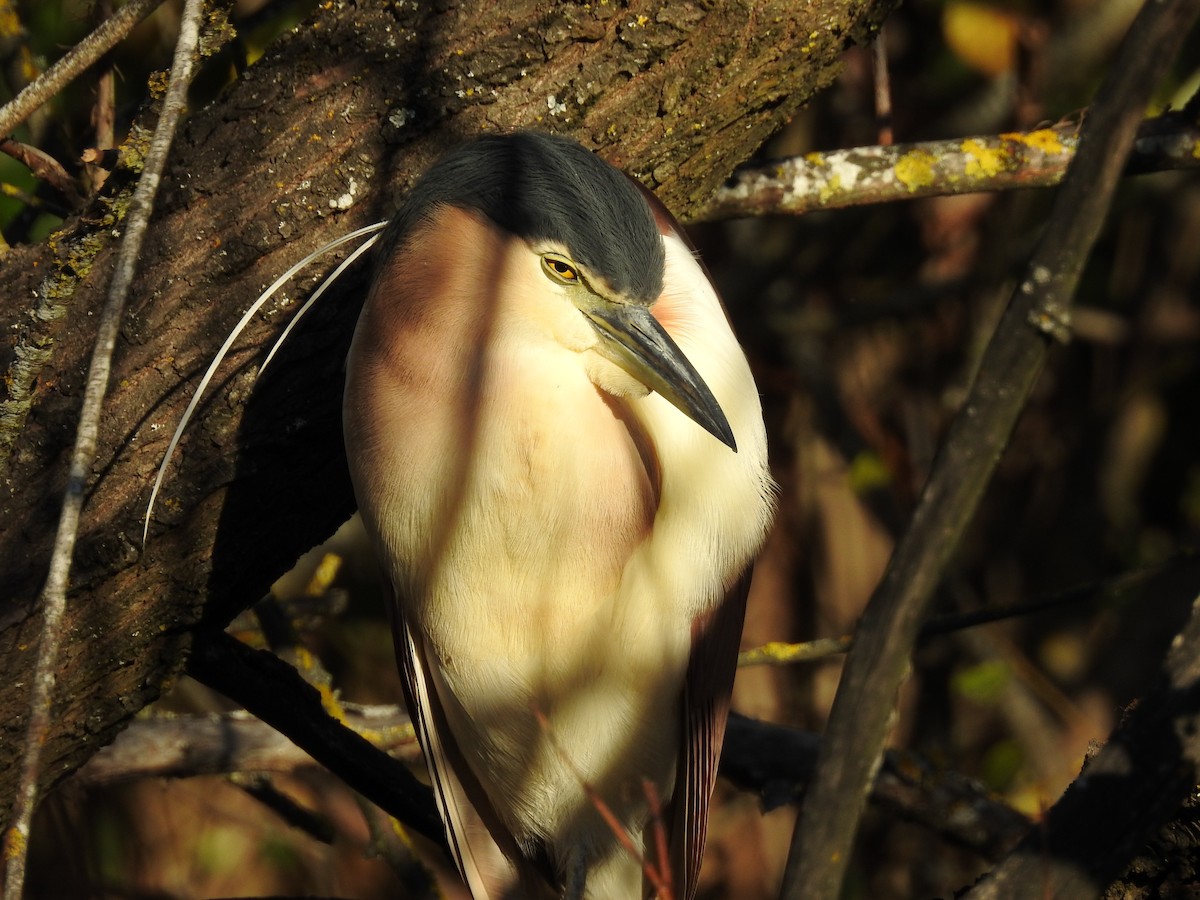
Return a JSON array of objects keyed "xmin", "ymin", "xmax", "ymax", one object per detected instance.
[
  {"xmin": 147, "ymin": 70, "xmax": 172, "ymax": 100},
  {"xmin": 355, "ymin": 718, "xmax": 418, "ymax": 748},
  {"xmin": 304, "ymin": 553, "xmax": 343, "ymax": 597},
  {"xmin": 894, "ymin": 149, "xmax": 938, "ymax": 191},
  {"xmin": 1025, "ymin": 129, "xmax": 1067, "ymax": 155},
  {"xmin": 390, "ymin": 817, "xmax": 414, "ymax": 844},
  {"xmin": 292, "ymin": 645, "xmax": 347, "ymax": 721},
  {"xmin": 1002, "ymin": 128, "xmax": 1067, "ymax": 156},
  {"xmin": 817, "ymin": 171, "xmax": 843, "ymax": 205},
  {"xmin": 1193, "ymin": 139, "xmax": 1200, "ymax": 160},
  {"xmin": 5, "ymin": 827, "xmax": 27, "ymax": 858},
  {"xmin": 739, "ymin": 641, "xmax": 802, "ymax": 665},
  {"xmin": 317, "ymin": 680, "xmax": 346, "ymax": 721},
  {"xmin": 962, "ymin": 138, "xmax": 1008, "ymax": 179}
]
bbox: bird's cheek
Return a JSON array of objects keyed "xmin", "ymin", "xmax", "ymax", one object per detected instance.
[
  {"xmin": 582, "ymin": 351, "xmax": 652, "ymax": 400},
  {"xmin": 550, "ymin": 305, "xmax": 601, "ymax": 353}
]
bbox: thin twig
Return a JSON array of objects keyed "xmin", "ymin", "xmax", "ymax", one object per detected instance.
[
  {"xmin": 739, "ymin": 553, "xmax": 1200, "ymax": 667},
  {"xmin": 738, "ymin": 636, "xmax": 852, "ymax": 667},
  {"xmin": 693, "ymin": 112, "xmax": 1200, "ymax": 223},
  {"xmin": 231, "ymin": 772, "xmax": 336, "ymax": 845},
  {"xmin": 354, "ymin": 795, "xmax": 438, "ymax": 895},
  {"xmin": 530, "ymin": 707, "xmax": 674, "ymax": 898},
  {"xmin": 0, "ymin": 0, "xmax": 203, "ymax": 894},
  {"xmin": 643, "ymin": 779, "xmax": 675, "ymax": 900},
  {"xmin": 779, "ymin": 1, "xmax": 1200, "ymax": 897},
  {"xmin": 0, "ymin": 138, "xmax": 80, "ymax": 202},
  {"xmin": 872, "ymin": 26, "xmax": 893, "ymax": 146},
  {"xmin": 86, "ymin": 0, "xmax": 117, "ymax": 195},
  {"xmin": 0, "ymin": 0, "xmax": 166, "ymax": 140}
]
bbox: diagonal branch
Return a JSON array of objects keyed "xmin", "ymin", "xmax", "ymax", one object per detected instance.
[
  {"xmin": 185, "ymin": 629, "xmax": 446, "ymax": 846},
  {"xmin": 0, "ymin": 0, "xmax": 167, "ymax": 140},
  {"xmin": 779, "ymin": 0, "xmax": 1200, "ymax": 897}
]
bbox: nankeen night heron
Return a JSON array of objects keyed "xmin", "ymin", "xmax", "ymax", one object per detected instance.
[{"xmin": 343, "ymin": 132, "xmax": 774, "ymax": 899}]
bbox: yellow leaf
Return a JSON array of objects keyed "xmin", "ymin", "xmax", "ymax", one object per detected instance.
[{"xmin": 943, "ymin": 1, "xmax": 1019, "ymax": 77}]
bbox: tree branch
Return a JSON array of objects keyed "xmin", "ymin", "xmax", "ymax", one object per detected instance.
[
  {"xmin": 73, "ymin": 703, "xmax": 420, "ymax": 785},
  {"xmin": 694, "ymin": 112, "xmax": 1200, "ymax": 222}
]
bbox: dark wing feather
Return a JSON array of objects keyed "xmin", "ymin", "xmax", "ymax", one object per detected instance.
[
  {"xmin": 390, "ymin": 589, "xmax": 558, "ymax": 899},
  {"xmin": 672, "ymin": 571, "xmax": 752, "ymax": 899}
]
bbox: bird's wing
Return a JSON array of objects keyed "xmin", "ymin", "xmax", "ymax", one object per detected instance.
[
  {"xmin": 392, "ymin": 596, "xmax": 557, "ymax": 899},
  {"xmin": 672, "ymin": 571, "xmax": 751, "ymax": 899}
]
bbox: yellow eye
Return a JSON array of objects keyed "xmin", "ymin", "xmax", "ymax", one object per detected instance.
[{"xmin": 542, "ymin": 255, "xmax": 579, "ymax": 283}]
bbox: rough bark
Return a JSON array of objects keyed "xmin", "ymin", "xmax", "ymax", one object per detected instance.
[{"xmin": 0, "ymin": 0, "xmax": 894, "ymax": 825}]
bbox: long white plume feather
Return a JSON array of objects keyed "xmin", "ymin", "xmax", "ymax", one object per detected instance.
[{"xmin": 142, "ymin": 220, "xmax": 388, "ymax": 544}]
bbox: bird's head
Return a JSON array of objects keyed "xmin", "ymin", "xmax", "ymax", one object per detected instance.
[{"xmin": 378, "ymin": 131, "xmax": 736, "ymax": 451}]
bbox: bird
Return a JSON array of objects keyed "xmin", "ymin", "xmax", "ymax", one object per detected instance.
[{"xmin": 342, "ymin": 132, "xmax": 774, "ymax": 899}]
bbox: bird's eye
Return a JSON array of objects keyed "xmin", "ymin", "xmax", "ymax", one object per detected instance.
[{"xmin": 541, "ymin": 255, "xmax": 579, "ymax": 284}]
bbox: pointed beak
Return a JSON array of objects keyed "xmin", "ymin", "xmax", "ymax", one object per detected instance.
[{"xmin": 582, "ymin": 301, "xmax": 737, "ymax": 452}]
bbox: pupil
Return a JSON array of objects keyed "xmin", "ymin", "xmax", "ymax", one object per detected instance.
[{"xmin": 546, "ymin": 257, "xmax": 575, "ymax": 280}]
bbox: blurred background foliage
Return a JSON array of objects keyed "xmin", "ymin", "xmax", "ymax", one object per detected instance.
[{"xmin": 10, "ymin": 0, "xmax": 1200, "ymax": 896}]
